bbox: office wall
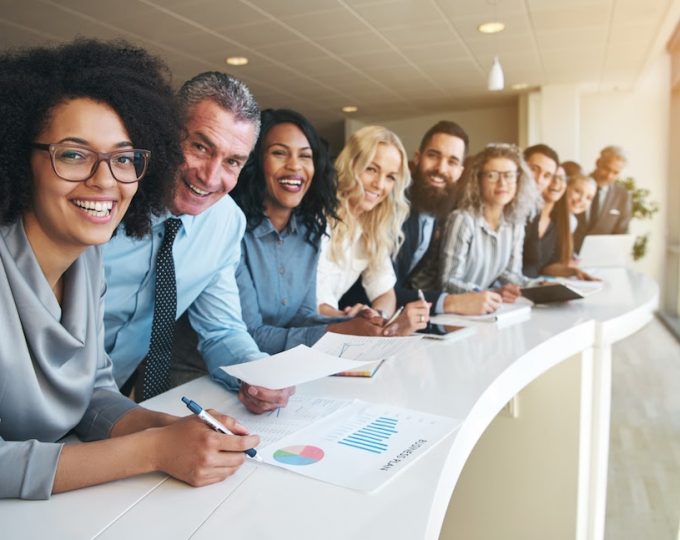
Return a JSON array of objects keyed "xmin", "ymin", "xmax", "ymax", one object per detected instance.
[
  {"xmin": 579, "ymin": 54, "xmax": 670, "ymax": 284},
  {"xmin": 345, "ymin": 102, "xmax": 519, "ymax": 158}
]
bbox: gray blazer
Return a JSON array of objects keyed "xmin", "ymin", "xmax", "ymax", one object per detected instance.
[
  {"xmin": 574, "ymin": 182, "xmax": 632, "ymax": 252},
  {"xmin": 0, "ymin": 221, "xmax": 137, "ymax": 500}
]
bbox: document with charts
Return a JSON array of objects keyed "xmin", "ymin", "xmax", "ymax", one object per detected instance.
[{"xmin": 257, "ymin": 399, "xmax": 461, "ymax": 493}]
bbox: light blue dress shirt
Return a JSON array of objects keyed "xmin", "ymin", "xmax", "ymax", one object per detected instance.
[
  {"xmin": 236, "ymin": 214, "xmax": 331, "ymax": 354},
  {"xmin": 103, "ymin": 195, "xmax": 265, "ymax": 391}
]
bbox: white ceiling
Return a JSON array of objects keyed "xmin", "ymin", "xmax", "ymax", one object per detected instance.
[{"xmin": 1, "ymin": 0, "xmax": 678, "ymax": 148}]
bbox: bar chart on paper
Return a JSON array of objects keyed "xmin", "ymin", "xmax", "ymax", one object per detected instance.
[
  {"xmin": 338, "ymin": 416, "xmax": 398, "ymax": 454},
  {"xmin": 260, "ymin": 400, "xmax": 461, "ymax": 492}
]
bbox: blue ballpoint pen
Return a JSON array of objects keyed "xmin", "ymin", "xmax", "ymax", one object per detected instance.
[{"xmin": 181, "ymin": 396, "xmax": 262, "ymax": 462}]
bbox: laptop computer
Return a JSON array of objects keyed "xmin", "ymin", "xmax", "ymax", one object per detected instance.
[{"xmin": 578, "ymin": 234, "xmax": 635, "ymax": 268}]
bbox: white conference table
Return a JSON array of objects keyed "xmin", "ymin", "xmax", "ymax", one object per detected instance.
[{"xmin": 1, "ymin": 269, "xmax": 658, "ymax": 540}]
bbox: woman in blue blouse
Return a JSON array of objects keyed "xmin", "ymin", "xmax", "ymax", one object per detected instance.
[{"xmin": 231, "ymin": 109, "xmax": 386, "ymax": 353}]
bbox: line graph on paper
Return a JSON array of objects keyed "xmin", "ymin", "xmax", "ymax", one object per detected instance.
[
  {"xmin": 338, "ymin": 342, "xmax": 365, "ymax": 359},
  {"xmin": 312, "ymin": 333, "xmax": 423, "ymax": 362}
]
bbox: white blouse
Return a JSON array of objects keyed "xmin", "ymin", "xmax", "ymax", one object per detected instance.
[{"xmin": 316, "ymin": 226, "xmax": 396, "ymax": 309}]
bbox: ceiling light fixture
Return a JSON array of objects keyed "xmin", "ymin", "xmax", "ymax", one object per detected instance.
[
  {"xmin": 488, "ymin": 56, "xmax": 504, "ymax": 91},
  {"xmin": 225, "ymin": 56, "xmax": 248, "ymax": 66},
  {"xmin": 342, "ymin": 106, "xmax": 358, "ymax": 113},
  {"xmin": 478, "ymin": 21, "xmax": 505, "ymax": 34},
  {"xmin": 484, "ymin": 0, "xmax": 505, "ymax": 92}
]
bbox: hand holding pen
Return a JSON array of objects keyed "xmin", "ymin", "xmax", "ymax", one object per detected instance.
[
  {"xmin": 382, "ymin": 290, "xmax": 430, "ymax": 336},
  {"xmin": 182, "ymin": 396, "xmax": 263, "ymax": 462}
]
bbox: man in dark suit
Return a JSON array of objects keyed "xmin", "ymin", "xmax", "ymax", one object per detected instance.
[
  {"xmin": 341, "ymin": 121, "xmax": 503, "ymax": 315},
  {"xmin": 574, "ymin": 145, "xmax": 632, "ymax": 252}
]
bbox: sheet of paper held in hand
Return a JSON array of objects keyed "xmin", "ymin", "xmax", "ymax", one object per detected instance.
[
  {"xmin": 255, "ymin": 399, "xmax": 462, "ymax": 493},
  {"xmin": 220, "ymin": 344, "xmax": 376, "ymax": 389}
]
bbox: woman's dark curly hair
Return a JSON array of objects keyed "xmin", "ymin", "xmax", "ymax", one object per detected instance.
[
  {"xmin": 0, "ymin": 38, "xmax": 183, "ymax": 237},
  {"xmin": 231, "ymin": 108, "xmax": 338, "ymax": 248}
]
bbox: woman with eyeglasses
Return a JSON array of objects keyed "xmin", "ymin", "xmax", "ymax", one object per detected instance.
[
  {"xmin": 0, "ymin": 39, "xmax": 258, "ymax": 500},
  {"xmin": 414, "ymin": 144, "xmax": 539, "ymax": 304}
]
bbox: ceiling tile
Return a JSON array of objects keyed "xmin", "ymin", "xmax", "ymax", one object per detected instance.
[
  {"xmin": 148, "ymin": 0, "xmax": 265, "ymax": 29},
  {"xmin": 243, "ymin": 0, "xmax": 341, "ymax": 19},
  {"xmin": 400, "ymin": 41, "xmax": 471, "ymax": 63},
  {"xmin": 436, "ymin": 0, "xmax": 527, "ymax": 19},
  {"xmin": 534, "ymin": 27, "xmax": 606, "ymax": 52},
  {"xmin": 613, "ymin": 0, "xmax": 669, "ymax": 24},
  {"xmin": 341, "ymin": 49, "xmax": 410, "ymax": 69},
  {"xmin": 217, "ymin": 20, "xmax": 301, "ymax": 47},
  {"xmin": 351, "ymin": 1, "xmax": 446, "ymax": 29},
  {"xmin": 314, "ymin": 32, "xmax": 392, "ymax": 57},
  {"xmin": 529, "ymin": 5, "xmax": 610, "ymax": 31},
  {"xmin": 280, "ymin": 8, "xmax": 365, "ymax": 39},
  {"xmin": 378, "ymin": 20, "xmax": 462, "ymax": 48}
]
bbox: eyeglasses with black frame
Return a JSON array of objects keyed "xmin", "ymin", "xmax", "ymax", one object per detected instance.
[
  {"xmin": 31, "ymin": 143, "xmax": 151, "ymax": 184},
  {"xmin": 479, "ymin": 170, "xmax": 518, "ymax": 185}
]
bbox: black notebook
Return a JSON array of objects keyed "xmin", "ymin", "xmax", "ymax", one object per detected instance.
[{"xmin": 521, "ymin": 283, "xmax": 585, "ymax": 304}]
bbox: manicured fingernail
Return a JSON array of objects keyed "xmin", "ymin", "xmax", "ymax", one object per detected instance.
[{"xmin": 248, "ymin": 386, "xmax": 258, "ymax": 396}]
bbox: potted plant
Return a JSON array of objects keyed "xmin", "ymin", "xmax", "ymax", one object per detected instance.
[{"xmin": 617, "ymin": 177, "xmax": 659, "ymax": 260}]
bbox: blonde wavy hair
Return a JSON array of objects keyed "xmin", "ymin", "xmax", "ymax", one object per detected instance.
[
  {"xmin": 456, "ymin": 143, "xmax": 540, "ymax": 225},
  {"xmin": 329, "ymin": 125, "xmax": 411, "ymax": 271}
]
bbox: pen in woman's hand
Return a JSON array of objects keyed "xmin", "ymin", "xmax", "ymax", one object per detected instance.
[
  {"xmin": 181, "ymin": 396, "xmax": 262, "ymax": 462},
  {"xmin": 382, "ymin": 306, "xmax": 404, "ymax": 328}
]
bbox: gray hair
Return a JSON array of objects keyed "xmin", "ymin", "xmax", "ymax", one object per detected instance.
[
  {"xmin": 178, "ymin": 71, "xmax": 260, "ymax": 137},
  {"xmin": 599, "ymin": 145, "xmax": 627, "ymax": 164}
]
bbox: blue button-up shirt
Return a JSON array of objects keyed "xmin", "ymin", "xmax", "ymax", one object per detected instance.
[
  {"xmin": 236, "ymin": 214, "xmax": 330, "ymax": 354},
  {"xmin": 103, "ymin": 195, "xmax": 265, "ymax": 391}
]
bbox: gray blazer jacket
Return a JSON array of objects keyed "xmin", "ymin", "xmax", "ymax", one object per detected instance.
[{"xmin": 574, "ymin": 182, "xmax": 632, "ymax": 252}]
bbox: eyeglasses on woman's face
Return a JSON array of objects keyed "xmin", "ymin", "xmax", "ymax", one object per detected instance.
[{"xmin": 31, "ymin": 142, "xmax": 150, "ymax": 183}]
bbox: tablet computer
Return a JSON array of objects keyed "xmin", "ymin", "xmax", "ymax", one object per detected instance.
[
  {"xmin": 521, "ymin": 283, "xmax": 584, "ymax": 304},
  {"xmin": 578, "ymin": 234, "xmax": 634, "ymax": 268}
]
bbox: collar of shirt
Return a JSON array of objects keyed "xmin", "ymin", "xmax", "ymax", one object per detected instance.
[
  {"xmin": 150, "ymin": 210, "xmax": 196, "ymax": 236},
  {"xmin": 476, "ymin": 211, "xmax": 508, "ymax": 237},
  {"xmin": 252, "ymin": 212, "xmax": 300, "ymax": 239}
]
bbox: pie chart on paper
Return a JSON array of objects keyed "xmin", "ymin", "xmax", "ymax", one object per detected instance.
[{"xmin": 273, "ymin": 445, "xmax": 325, "ymax": 466}]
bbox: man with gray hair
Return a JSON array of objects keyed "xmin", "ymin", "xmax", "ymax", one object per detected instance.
[
  {"xmin": 103, "ymin": 72, "xmax": 293, "ymax": 414},
  {"xmin": 574, "ymin": 145, "xmax": 632, "ymax": 252}
]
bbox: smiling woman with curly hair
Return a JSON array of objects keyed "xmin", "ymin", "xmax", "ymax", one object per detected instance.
[
  {"xmin": 0, "ymin": 39, "xmax": 258, "ymax": 500},
  {"xmin": 412, "ymin": 143, "xmax": 540, "ymax": 306}
]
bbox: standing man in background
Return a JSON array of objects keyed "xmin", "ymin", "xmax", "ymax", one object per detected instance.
[{"xmin": 574, "ymin": 145, "xmax": 632, "ymax": 252}]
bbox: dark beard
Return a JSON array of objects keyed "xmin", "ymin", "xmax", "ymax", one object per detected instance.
[{"xmin": 409, "ymin": 175, "xmax": 458, "ymax": 218}]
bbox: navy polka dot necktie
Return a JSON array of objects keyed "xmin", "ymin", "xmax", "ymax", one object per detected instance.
[{"xmin": 137, "ymin": 217, "xmax": 182, "ymax": 401}]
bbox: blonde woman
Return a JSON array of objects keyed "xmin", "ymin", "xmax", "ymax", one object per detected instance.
[{"xmin": 316, "ymin": 126, "xmax": 429, "ymax": 335}]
